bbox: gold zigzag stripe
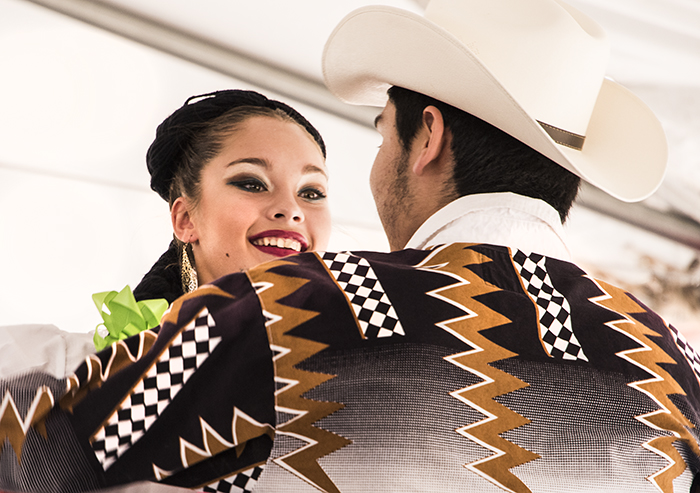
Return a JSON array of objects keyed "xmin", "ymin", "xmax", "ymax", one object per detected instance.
[
  {"xmin": 417, "ymin": 244, "xmax": 539, "ymax": 493},
  {"xmin": 0, "ymin": 386, "xmax": 55, "ymax": 463},
  {"xmin": 587, "ymin": 277, "xmax": 700, "ymax": 493},
  {"xmin": 60, "ymin": 329, "xmax": 158, "ymax": 411},
  {"xmin": 177, "ymin": 408, "xmax": 275, "ymax": 468},
  {"xmin": 248, "ymin": 259, "xmax": 350, "ymax": 493}
]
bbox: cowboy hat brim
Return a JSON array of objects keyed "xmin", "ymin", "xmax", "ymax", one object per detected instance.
[{"xmin": 322, "ymin": 5, "xmax": 667, "ymax": 202}]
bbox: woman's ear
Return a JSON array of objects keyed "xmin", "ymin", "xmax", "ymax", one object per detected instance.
[
  {"xmin": 171, "ymin": 197, "xmax": 198, "ymax": 243},
  {"xmin": 412, "ymin": 105, "xmax": 449, "ymax": 176}
]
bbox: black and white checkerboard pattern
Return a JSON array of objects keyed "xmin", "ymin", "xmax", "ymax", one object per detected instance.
[
  {"xmin": 512, "ymin": 251, "xmax": 588, "ymax": 362},
  {"xmin": 321, "ymin": 252, "xmax": 404, "ymax": 339},
  {"xmin": 201, "ymin": 465, "xmax": 265, "ymax": 493},
  {"xmin": 92, "ymin": 307, "xmax": 222, "ymax": 469},
  {"xmin": 668, "ymin": 323, "xmax": 700, "ymax": 381}
]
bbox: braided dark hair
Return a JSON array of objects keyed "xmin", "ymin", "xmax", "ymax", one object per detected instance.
[
  {"xmin": 133, "ymin": 90, "xmax": 326, "ymax": 302},
  {"xmin": 133, "ymin": 240, "xmax": 182, "ymax": 303}
]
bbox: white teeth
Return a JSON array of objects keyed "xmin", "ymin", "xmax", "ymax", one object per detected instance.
[{"xmin": 252, "ymin": 237, "xmax": 302, "ymax": 252}]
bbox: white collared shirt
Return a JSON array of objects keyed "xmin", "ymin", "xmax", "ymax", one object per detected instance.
[{"xmin": 405, "ymin": 192, "xmax": 571, "ymax": 260}]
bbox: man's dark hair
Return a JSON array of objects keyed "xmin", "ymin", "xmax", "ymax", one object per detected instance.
[{"xmin": 387, "ymin": 86, "xmax": 580, "ymax": 222}]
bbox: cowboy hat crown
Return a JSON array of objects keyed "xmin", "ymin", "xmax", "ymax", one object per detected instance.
[{"xmin": 322, "ymin": 0, "xmax": 667, "ymax": 202}]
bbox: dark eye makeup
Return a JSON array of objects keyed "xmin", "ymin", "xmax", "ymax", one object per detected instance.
[
  {"xmin": 228, "ymin": 175, "xmax": 327, "ymax": 202},
  {"xmin": 228, "ymin": 177, "xmax": 267, "ymax": 193},
  {"xmin": 299, "ymin": 187, "xmax": 327, "ymax": 201}
]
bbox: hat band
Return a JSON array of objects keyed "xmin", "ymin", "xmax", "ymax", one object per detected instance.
[{"xmin": 537, "ymin": 121, "xmax": 585, "ymax": 151}]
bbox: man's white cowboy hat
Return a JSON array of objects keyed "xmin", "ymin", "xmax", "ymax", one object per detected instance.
[{"xmin": 322, "ymin": 0, "xmax": 667, "ymax": 203}]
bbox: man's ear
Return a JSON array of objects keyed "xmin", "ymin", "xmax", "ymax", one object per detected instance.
[
  {"xmin": 412, "ymin": 105, "xmax": 449, "ymax": 176},
  {"xmin": 171, "ymin": 197, "xmax": 198, "ymax": 243}
]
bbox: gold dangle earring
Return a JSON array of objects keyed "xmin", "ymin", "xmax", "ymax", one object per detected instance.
[{"xmin": 181, "ymin": 240, "xmax": 198, "ymax": 293}]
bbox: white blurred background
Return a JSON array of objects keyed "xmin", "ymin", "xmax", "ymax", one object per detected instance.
[{"xmin": 1, "ymin": 0, "xmax": 699, "ymax": 346}]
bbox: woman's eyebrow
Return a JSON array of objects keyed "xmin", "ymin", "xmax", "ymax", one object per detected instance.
[
  {"xmin": 226, "ymin": 159, "xmax": 326, "ymax": 178},
  {"xmin": 226, "ymin": 157, "xmax": 269, "ymax": 168},
  {"xmin": 303, "ymin": 164, "xmax": 328, "ymax": 178}
]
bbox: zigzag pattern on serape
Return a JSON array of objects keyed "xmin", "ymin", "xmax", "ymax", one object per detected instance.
[
  {"xmin": 587, "ymin": 276, "xmax": 700, "ymax": 493},
  {"xmin": 0, "ymin": 386, "xmax": 55, "ymax": 462},
  {"xmin": 417, "ymin": 244, "xmax": 539, "ymax": 493},
  {"xmin": 248, "ymin": 259, "xmax": 350, "ymax": 493},
  {"xmin": 151, "ymin": 409, "xmax": 273, "ymax": 490},
  {"xmin": 90, "ymin": 307, "xmax": 221, "ymax": 470}
]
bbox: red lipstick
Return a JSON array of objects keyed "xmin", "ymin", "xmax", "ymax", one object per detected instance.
[{"xmin": 249, "ymin": 230, "xmax": 309, "ymax": 257}]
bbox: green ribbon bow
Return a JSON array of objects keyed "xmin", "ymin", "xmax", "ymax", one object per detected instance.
[{"xmin": 92, "ymin": 285, "xmax": 168, "ymax": 351}]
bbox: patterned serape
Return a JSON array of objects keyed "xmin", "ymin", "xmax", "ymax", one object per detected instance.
[{"xmin": 2, "ymin": 243, "xmax": 700, "ymax": 492}]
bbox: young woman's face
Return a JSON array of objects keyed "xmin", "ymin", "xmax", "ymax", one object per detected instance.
[{"xmin": 186, "ymin": 116, "xmax": 331, "ymax": 285}]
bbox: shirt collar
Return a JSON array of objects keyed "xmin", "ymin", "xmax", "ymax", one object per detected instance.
[{"xmin": 405, "ymin": 192, "xmax": 570, "ymax": 259}]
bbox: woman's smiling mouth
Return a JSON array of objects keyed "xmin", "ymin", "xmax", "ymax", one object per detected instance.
[
  {"xmin": 252, "ymin": 236, "xmax": 302, "ymax": 252},
  {"xmin": 249, "ymin": 230, "xmax": 308, "ymax": 257}
]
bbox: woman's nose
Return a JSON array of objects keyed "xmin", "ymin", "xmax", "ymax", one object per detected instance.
[
  {"xmin": 270, "ymin": 196, "xmax": 303, "ymax": 223},
  {"xmin": 273, "ymin": 210, "xmax": 302, "ymax": 222}
]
